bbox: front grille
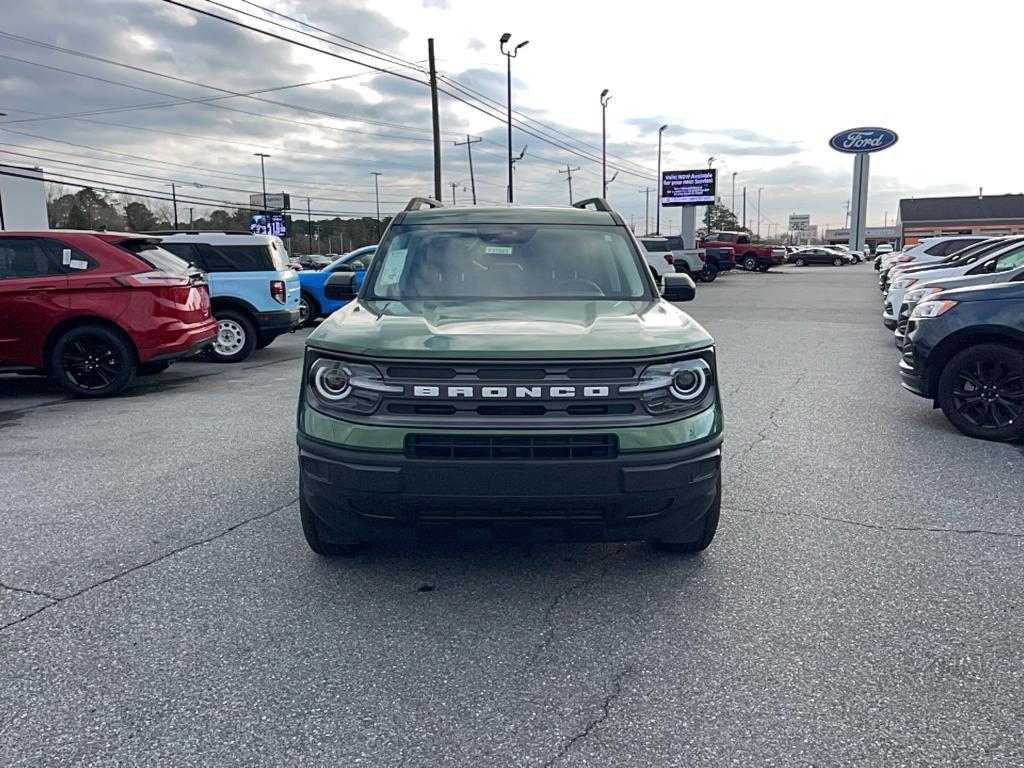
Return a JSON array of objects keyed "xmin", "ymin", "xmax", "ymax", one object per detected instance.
[{"xmin": 406, "ymin": 434, "xmax": 618, "ymax": 460}]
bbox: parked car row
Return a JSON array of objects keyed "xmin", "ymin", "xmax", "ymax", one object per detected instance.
[
  {"xmin": 0, "ymin": 229, "xmax": 310, "ymax": 397},
  {"xmin": 876, "ymin": 235, "xmax": 1024, "ymax": 442}
]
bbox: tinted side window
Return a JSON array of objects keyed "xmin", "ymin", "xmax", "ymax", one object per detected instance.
[
  {"xmin": 0, "ymin": 237, "xmax": 68, "ymax": 279},
  {"xmin": 196, "ymin": 244, "xmax": 274, "ymax": 272},
  {"xmin": 119, "ymin": 241, "xmax": 190, "ymax": 274},
  {"xmin": 664, "ymin": 236, "xmax": 684, "ymax": 250},
  {"xmin": 641, "ymin": 240, "xmax": 670, "ymax": 252},
  {"xmin": 348, "ymin": 255, "xmax": 372, "ymax": 271},
  {"xmin": 161, "ymin": 243, "xmax": 207, "ymax": 271},
  {"xmin": 994, "ymin": 247, "xmax": 1024, "ymax": 272}
]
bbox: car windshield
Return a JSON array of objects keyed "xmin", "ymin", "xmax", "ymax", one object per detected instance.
[{"xmin": 365, "ymin": 224, "xmax": 650, "ymax": 301}]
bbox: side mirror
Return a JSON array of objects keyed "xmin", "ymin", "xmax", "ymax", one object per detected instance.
[
  {"xmin": 985, "ymin": 259, "xmax": 997, "ymax": 272},
  {"xmin": 324, "ymin": 271, "xmax": 358, "ymax": 301},
  {"xmin": 662, "ymin": 273, "xmax": 696, "ymax": 302}
]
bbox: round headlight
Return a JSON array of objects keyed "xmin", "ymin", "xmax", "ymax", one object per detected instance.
[
  {"xmin": 314, "ymin": 364, "xmax": 352, "ymax": 400},
  {"xmin": 669, "ymin": 364, "xmax": 707, "ymax": 400}
]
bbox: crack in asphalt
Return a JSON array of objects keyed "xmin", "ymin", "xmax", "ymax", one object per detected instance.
[
  {"xmin": 726, "ymin": 506, "xmax": 1024, "ymax": 540},
  {"xmin": 733, "ymin": 370, "xmax": 807, "ymax": 468},
  {"xmin": 541, "ymin": 664, "xmax": 633, "ymax": 768},
  {"xmin": 526, "ymin": 548, "xmax": 624, "ymax": 668},
  {"xmin": 0, "ymin": 582, "xmax": 60, "ymax": 603},
  {"xmin": 0, "ymin": 495, "xmax": 298, "ymax": 633}
]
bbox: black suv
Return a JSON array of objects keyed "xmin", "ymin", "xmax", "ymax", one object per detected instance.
[{"xmin": 900, "ymin": 280, "xmax": 1024, "ymax": 441}]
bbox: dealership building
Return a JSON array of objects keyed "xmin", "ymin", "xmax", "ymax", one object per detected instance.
[
  {"xmin": 895, "ymin": 193, "xmax": 1024, "ymax": 245},
  {"xmin": 824, "ymin": 226, "xmax": 897, "ymax": 249}
]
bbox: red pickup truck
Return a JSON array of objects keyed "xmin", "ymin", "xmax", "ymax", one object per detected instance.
[{"xmin": 699, "ymin": 231, "xmax": 786, "ymax": 272}]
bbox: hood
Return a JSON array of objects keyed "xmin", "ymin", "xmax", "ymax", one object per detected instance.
[
  {"xmin": 940, "ymin": 280, "xmax": 1024, "ymax": 303},
  {"xmin": 307, "ymin": 299, "xmax": 713, "ymax": 359}
]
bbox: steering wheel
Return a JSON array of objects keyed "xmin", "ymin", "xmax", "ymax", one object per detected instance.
[{"xmin": 553, "ymin": 279, "xmax": 605, "ymax": 296}]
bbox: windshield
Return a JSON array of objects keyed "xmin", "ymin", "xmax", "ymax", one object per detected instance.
[{"xmin": 364, "ymin": 224, "xmax": 650, "ymax": 301}]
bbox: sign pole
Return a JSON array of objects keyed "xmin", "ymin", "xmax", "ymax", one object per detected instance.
[{"xmin": 849, "ymin": 153, "xmax": 870, "ymax": 252}]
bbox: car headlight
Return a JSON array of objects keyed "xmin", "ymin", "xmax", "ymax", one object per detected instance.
[
  {"xmin": 306, "ymin": 356, "xmax": 402, "ymax": 415},
  {"xmin": 905, "ymin": 287, "xmax": 942, "ymax": 304},
  {"xmin": 892, "ymin": 277, "xmax": 918, "ymax": 290},
  {"xmin": 911, "ymin": 299, "xmax": 958, "ymax": 319},
  {"xmin": 620, "ymin": 356, "xmax": 716, "ymax": 416}
]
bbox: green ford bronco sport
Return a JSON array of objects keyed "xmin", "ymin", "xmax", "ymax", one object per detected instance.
[{"xmin": 297, "ymin": 198, "xmax": 723, "ymax": 554}]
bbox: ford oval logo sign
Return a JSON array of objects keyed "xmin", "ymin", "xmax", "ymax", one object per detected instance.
[{"xmin": 829, "ymin": 127, "xmax": 898, "ymax": 154}]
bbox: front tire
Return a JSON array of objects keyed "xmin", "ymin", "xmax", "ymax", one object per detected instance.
[
  {"xmin": 794, "ymin": 257, "xmax": 806, "ymax": 267},
  {"xmin": 937, "ymin": 344, "xmax": 1024, "ymax": 442},
  {"xmin": 206, "ymin": 310, "xmax": 256, "ymax": 364},
  {"xmin": 300, "ymin": 495, "xmax": 363, "ymax": 556},
  {"xmin": 299, "ymin": 292, "xmax": 319, "ymax": 327},
  {"xmin": 654, "ymin": 479, "xmax": 721, "ymax": 553},
  {"xmin": 51, "ymin": 325, "xmax": 137, "ymax": 398},
  {"xmin": 742, "ymin": 255, "xmax": 758, "ymax": 271}
]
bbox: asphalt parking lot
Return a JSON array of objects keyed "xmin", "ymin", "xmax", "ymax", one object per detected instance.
[{"xmin": 2, "ymin": 264, "xmax": 1022, "ymax": 767}]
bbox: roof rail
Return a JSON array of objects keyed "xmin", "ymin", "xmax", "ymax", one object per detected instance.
[
  {"xmin": 404, "ymin": 197, "xmax": 444, "ymax": 212},
  {"xmin": 572, "ymin": 198, "xmax": 613, "ymax": 212}
]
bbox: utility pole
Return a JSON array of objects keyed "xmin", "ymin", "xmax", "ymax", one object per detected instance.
[
  {"xmin": 171, "ymin": 182, "xmax": 179, "ymax": 230},
  {"xmin": 639, "ymin": 188, "xmax": 651, "ymax": 235},
  {"xmin": 731, "ymin": 172, "xmax": 737, "ymax": 217},
  {"xmin": 449, "ymin": 181, "xmax": 458, "ymax": 206},
  {"xmin": 371, "ymin": 172, "xmax": 382, "ymax": 241},
  {"xmin": 742, "ymin": 187, "xmax": 747, "ymax": 230},
  {"xmin": 559, "ymin": 165, "xmax": 580, "ymax": 204},
  {"xmin": 656, "ymin": 125, "xmax": 667, "ymax": 234},
  {"xmin": 428, "ymin": 38, "xmax": 442, "ymax": 201},
  {"xmin": 757, "ymin": 187, "xmax": 763, "ymax": 239},
  {"xmin": 454, "ymin": 134, "xmax": 481, "ymax": 205},
  {"xmin": 254, "ymin": 152, "xmax": 270, "ymax": 222},
  {"xmin": 600, "ymin": 89, "xmax": 611, "ymax": 197},
  {"xmin": 844, "ymin": 200, "xmax": 851, "ymax": 228},
  {"xmin": 306, "ymin": 197, "xmax": 313, "ymax": 255},
  {"xmin": 187, "ymin": 207, "xmax": 194, "ymax": 226}
]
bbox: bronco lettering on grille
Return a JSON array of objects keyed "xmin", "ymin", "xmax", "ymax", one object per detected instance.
[{"xmin": 411, "ymin": 385, "xmax": 612, "ymax": 398}]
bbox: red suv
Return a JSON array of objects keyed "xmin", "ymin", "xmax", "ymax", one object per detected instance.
[{"xmin": 0, "ymin": 231, "xmax": 218, "ymax": 397}]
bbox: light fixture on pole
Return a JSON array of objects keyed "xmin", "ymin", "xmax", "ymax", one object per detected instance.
[
  {"xmin": 500, "ymin": 33, "xmax": 529, "ymax": 203},
  {"xmin": 600, "ymin": 89, "xmax": 611, "ymax": 197},
  {"xmin": 655, "ymin": 125, "xmax": 667, "ymax": 234}
]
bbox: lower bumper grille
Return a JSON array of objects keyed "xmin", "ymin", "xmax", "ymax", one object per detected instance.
[{"xmin": 406, "ymin": 434, "xmax": 618, "ymax": 460}]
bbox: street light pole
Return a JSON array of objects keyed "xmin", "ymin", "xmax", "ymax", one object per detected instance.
[
  {"xmin": 757, "ymin": 186, "xmax": 764, "ymax": 239},
  {"xmin": 655, "ymin": 124, "xmax": 667, "ymax": 234},
  {"xmin": 306, "ymin": 197, "xmax": 313, "ymax": 255},
  {"xmin": 371, "ymin": 172, "xmax": 382, "ymax": 241},
  {"xmin": 600, "ymin": 89, "xmax": 611, "ymax": 197},
  {"xmin": 731, "ymin": 172, "xmax": 737, "ymax": 217},
  {"xmin": 500, "ymin": 33, "xmax": 529, "ymax": 203},
  {"xmin": 170, "ymin": 182, "xmax": 179, "ymax": 230}
]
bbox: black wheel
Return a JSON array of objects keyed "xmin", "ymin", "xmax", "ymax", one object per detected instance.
[
  {"xmin": 300, "ymin": 495, "xmax": 363, "ymax": 556},
  {"xmin": 138, "ymin": 361, "xmax": 171, "ymax": 376},
  {"xmin": 206, "ymin": 310, "xmax": 256, "ymax": 363},
  {"xmin": 742, "ymin": 255, "xmax": 758, "ymax": 271},
  {"xmin": 50, "ymin": 325, "xmax": 136, "ymax": 398},
  {"xmin": 937, "ymin": 344, "xmax": 1024, "ymax": 442},
  {"xmin": 794, "ymin": 257, "xmax": 806, "ymax": 267},
  {"xmin": 299, "ymin": 292, "xmax": 319, "ymax": 327},
  {"xmin": 832, "ymin": 257, "xmax": 844, "ymax": 266},
  {"xmin": 654, "ymin": 479, "xmax": 721, "ymax": 553},
  {"xmin": 699, "ymin": 263, "xmax": 718, "ymax": 283}
]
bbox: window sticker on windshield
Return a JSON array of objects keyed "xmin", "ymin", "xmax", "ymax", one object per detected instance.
[
  {"xmin": 380, "ymin": 249, "xmax": 407, "ymax": 284},
  {"xmin": 484, "ymin": 246, "xmax": 513, "ymax": 255}
]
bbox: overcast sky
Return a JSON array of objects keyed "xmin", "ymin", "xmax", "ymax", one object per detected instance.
[{"xmin": 1, "ymin": 0, "xmax": 1020, "ymax": 235}]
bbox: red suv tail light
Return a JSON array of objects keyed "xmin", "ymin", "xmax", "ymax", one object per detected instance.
[
  {"xmin": 114, "ymin": 270, "xmax": 190, "ymax": 287},
  {"xmin": 270, "ymin": 280, "xmax": 287, "ymax": 304},
  {"xmin": 663, "ymin": 254, "xmax": 674, "ymax": 266}
]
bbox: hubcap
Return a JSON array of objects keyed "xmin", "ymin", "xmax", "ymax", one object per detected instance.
[
  {"xmin": 62, "ymin": 336, "xmax": 122, "ymax": 390},
  {"xmin": 299, "ymin": 298, "xmax": 310, "ymax": 323},
  {"xmin": 214, "ymin": 319, "xmax": 246, "ymax": 357},
  {"xmin": 953, "ymin": 359, "xmax": 1024, "ymax": 430}
]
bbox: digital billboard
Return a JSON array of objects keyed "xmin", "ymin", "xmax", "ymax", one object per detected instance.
[
  {"xmin": 660, "ymin": 169, "xmax": 716, "ymax": 206},
  {"xmin": 250, "ymin": 213, "xmax": 286, "ymax": 237}
]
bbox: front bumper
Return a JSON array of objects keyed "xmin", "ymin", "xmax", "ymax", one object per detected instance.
[
  {"xmin": 898, "ymin": 323, "xmax": 930, "ymax": 398},
  {"xmin": 298, "ymin": 431, "xmax": 722, "ymax": 543}
]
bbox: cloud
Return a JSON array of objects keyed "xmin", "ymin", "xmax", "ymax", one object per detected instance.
[
  {"xmin": 422, "ymin": 0, "xmax": 451, "ymax": 7},
  {"xmin": 467, "ymin": 37, "xmax": 485, "ymax": 52}
]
